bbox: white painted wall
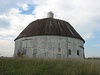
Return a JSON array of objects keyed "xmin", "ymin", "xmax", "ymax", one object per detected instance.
[{"xmin": 14, "ymin": 36, "xmax": 84, "ymax": 58}]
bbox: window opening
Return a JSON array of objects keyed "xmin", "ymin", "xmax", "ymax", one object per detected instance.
[
  {"xmin": 77, "ymin": 50, "xmax": 79, "ymax": 55},
  {"xmin": 69, "ymin": 49, "xmax": 71, "ymax": 55},
  {"xmin": 58, "ymin": 48, "xmax": 61, "ymax": 52}
]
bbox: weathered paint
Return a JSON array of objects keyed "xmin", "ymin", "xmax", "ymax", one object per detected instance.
[{"xmin": 14, "ymin": 36, "xmax": 84, "ymax": 59}]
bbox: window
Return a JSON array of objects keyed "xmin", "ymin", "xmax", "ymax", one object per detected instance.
[
  {"xmin": 69, "ymin": 49, "xmax": 71, "ymax": 55},
  {"xmin": 58, "ymin": 48, "xmax": 61, "ymax": 52},
  {"xmin": 77, "ymin": 50, "xmax": 79, "ymax": 55}
]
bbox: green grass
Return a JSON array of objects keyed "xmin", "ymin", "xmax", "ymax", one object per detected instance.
[{"xmin": 0, "ymin": 58, "xmax": 100, "ymax": 75}]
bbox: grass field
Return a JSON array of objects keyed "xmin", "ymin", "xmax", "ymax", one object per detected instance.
[{"xmin": 0, "ymin": 57, "xmax": 100, "ymax": 75}]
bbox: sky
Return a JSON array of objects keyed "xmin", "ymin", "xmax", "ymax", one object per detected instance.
[{"xmin": 0, "ymin": 0, "xmax": 100, "ymax": 57}]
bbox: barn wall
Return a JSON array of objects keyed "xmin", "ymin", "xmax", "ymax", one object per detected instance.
[{"xmin": 14, "ymin": 36, "xmax": 84, "ymax": 58}]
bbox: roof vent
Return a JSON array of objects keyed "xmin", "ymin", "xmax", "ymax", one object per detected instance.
[{"xmin": 47, "ymin": 11, "xmax": 54, "ymax": 18}]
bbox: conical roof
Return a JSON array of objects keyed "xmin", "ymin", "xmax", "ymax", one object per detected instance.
[{"xmin": 14, "ymin": 18, "xmax": 85, "ymax": 43}]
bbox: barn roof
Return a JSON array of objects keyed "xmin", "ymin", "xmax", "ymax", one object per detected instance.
[{"xmin": 14, "ymin": 17, "xmax": 85, "ymax": 43}]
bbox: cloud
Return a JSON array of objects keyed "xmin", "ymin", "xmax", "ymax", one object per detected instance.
[
  {"xmin": 94, "ymin": 44, "xmax": 100, "ymax": 47},
  {"xmin": 0, "ymin": 8, "xmax": 35, "ymax": 40},
  {"xmin": 0, "ymin": 0, "xmax": 18, "ymax": 14},
  {"xmin": 0, "ymin": 0, "xmax": 35, "ymax": 14},
  {"xmin": 82, "ymin": 32, "xmax": 94, "ymax": 40},
  {"xmin": 0, "ymin": 40, "xmax": 14, "ymax": 57},
  {"xmin": 0, "ymin": 16, "xmax": 10, "ymax": 28},
  {"xmin": 19, "ymin": 4, "xmax": 29, "ymax": 11},
  {"xmin": 19, "ymin": 4, "xmax": 35, "ymax": 15}
]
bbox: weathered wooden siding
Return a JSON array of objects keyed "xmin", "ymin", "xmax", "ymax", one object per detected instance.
[{"xmin": 14, "ymin": 36, "xmax": 84, "ymax": 58}]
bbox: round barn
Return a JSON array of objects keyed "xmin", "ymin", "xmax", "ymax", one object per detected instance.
[{"xmin": 14, "ymin": 11, "xmax": 85, "ymax": 59}]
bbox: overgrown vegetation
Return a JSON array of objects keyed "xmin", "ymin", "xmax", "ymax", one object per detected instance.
[{"xmin": 0, "ymin": 57, "xmax": 100, "ymax": 75}]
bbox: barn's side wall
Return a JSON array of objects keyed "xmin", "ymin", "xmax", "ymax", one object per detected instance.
[{"xmin": 14, "ymin": 36, "xmax": 84, "ymax": 58}]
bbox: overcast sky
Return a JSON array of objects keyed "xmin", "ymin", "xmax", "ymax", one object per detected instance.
[{"xmin": 0, "ymin": 0, "xmax": 100, "ymax": 57}]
